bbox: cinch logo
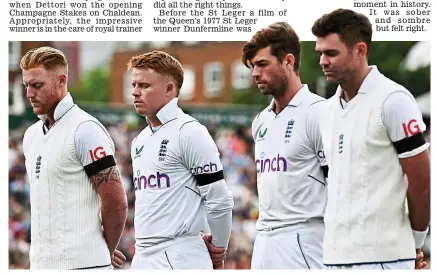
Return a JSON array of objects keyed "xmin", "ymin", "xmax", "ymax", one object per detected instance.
[
  {"xmin": 255, "ymin": 153, "xmax": 287, "ymax": 174},
  {"xmin": 190, "ymin": 162, "xmax": 218, "ymax": 175},
  {"xmin": 133, "ymin": 170, "xmax": 170, "ymax": 190},
  {"xmin": 402, "ymin": 119, "xmax": 420, "ymax": 137}
]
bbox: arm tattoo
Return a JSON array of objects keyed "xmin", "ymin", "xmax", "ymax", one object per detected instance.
[{"xmin": 91, "ymin": 166, "xmax": 121, "ymax": 189}]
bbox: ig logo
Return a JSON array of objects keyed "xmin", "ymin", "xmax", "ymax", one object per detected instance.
[{"xmin": 89, "ymin": 146, "xmax": 107, "ymax": 162}]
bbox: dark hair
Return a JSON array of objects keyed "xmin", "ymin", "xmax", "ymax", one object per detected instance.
[
  {"xmin": 311, "ymin": 9, "xmax": 373, "ymax": 55},
  {"xmin": 242, "ymin": 22, "xmax": 301, "ymax": 73}
]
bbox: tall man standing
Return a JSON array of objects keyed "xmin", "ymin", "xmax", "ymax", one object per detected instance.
[
  {"xmin": 127, "ymin": 50, "xmax": 234, "ymax": 269},
  {"xmin": 242, "ymin": 22, "xmax": 328, "ymax": 269},
  {"xmin": 21, "ymin": 46, "xmax": 128, "ymax": 269},
  {"xmin": 312, "ymin": 9, "xmax": 430, "ymax": 269}
]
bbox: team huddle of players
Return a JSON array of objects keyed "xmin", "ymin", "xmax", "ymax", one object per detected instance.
[{"xmin": 20, "ymin": 8, "xmax": 429, "ymax": 270}]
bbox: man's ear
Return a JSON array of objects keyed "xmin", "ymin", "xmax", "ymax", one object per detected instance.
[
  {"xmin": 58, "ymin": 74, "xmax": 67, "ymax": 86},
  {"xmin": 284, "ymin": 53, "xmax": 295, "ymax": 70},
  {"xmin": 166, "ymin": 82, "xmax": 175, "ymax": 97}
]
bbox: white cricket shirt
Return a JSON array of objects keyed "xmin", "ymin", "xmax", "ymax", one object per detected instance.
[
  {"xmin": 320, "ymin": 66, "xmax": 428, "ymax": 264},
  {"xmin": 23, "ymin": 93, "xmax": 115, "ymax": 269},
  {"xmin": 252, "ymin": 85, "xmax": 327, "ymax": 231},
  {"xmin": 131, "ymin": 98, "xmax": 232, "ymax": 253}
]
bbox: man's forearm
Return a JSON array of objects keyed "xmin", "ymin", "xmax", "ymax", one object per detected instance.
[
  {"xmin": 407, "ymin": 183, "xmax": 430, "ymax": 231},
  {"xmin": 101, "ymin": 199, "xmax": 128, "ymax": 255},
  {"xmin": 403, "ymin": 151, "xmax": 430, "ymax": 231},
  {"xmin": 91, "ymin": 165, "xmax": 128, "ymax": 255},
  {"xmin": 206, "ymin": 210, "xmax": 232, "ymax": 248},
  {"xmin": 199, "ymin": 180, "xmax": 234, "ymax": 249}
]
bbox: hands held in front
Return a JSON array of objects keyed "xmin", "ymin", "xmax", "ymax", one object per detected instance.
[
  {"xmin": 111, "ymin": 249, "xmax": 127, "ymax": 269},
  {"xmin": 201, "ymin": 233, "xmax": 226, "ymax": 269},
  {"xmin": 415, "ymin": 248, "xmax": 427, "ymax": 269}
]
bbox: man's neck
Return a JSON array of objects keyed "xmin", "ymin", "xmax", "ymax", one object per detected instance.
[
  {"xmin": 44, "ymin": 90, "xmax": 68, "ymax": 128},
  {"xmin": 273, "ymin": 79, "xmax": 302, "ymax": 113},
  {"xmin": 340, "ymin": 66, "xmax": 372, "ymax": 102},
  {"xmin": 148, "ymin": 116, "xmax": 162, "ymax": 127}
]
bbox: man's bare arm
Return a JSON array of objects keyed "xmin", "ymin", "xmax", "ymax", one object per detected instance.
[
  {"xmin": 400, "ymin": 150, "xmax": 430, "ymax": 231},
  {"xmin": 91, "ymin": 166, "xmax": 128, "ymax": 258}
]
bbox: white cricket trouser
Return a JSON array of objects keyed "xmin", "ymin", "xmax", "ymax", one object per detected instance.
[
  {"xmin": 251, "ymin": 219, "xmax": 324, "ymax": 269},
  {"xmin": 326, "ymin": 260, "xmax": 414, "ymax": 269},
  {"xmin": 131, "ymin": 235, "xmax": 213, "ymax": 269},
  {"xmin": 74, "ymin": 264, "xmax": 113, "ymax": 270}
]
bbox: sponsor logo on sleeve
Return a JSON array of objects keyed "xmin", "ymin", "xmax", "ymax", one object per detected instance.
[
  {"xmin": 190, "ymin": 162, "xmax": 218, "ymax": 175},
  {"xmin": 402, "ymin": 119, "xmax": 420, "ymax": 137},
  {"xmin": 89, "ymin": 146, "xmax": 107, "ymax": 162}
]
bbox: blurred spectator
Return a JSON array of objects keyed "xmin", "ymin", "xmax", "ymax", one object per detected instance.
[{"xmin": 9, "ymin": 118, "xmax": 430, "ymax": 269}]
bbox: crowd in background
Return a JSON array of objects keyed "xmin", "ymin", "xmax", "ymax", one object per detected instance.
[
  {"xmin": 8, "ymin": 119, "xmax": 259, "ymax": 269},
  {"xmin": 9, "ymin": 118, "xmax": 431, "ymax": 269}
]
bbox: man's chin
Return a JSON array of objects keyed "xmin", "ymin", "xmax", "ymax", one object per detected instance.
[
  {"xmin": 260, "ymin": 89, "xmax": 272, "ymax": 95},
  {"xmin": 325, "ymin": 76, "xmax": 340, "ymax": 83},
  {"xmin": 32, "ymin": 107, "xmax": 44, "ymax": 115},
  {"xmin": 134, "ymin": 107, "xmax": 148, "ymax": 117}
]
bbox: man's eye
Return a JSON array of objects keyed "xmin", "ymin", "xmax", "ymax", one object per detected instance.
[{"xmin": 33, "ymin": 83, "xmax": 42, "ymax": 88}]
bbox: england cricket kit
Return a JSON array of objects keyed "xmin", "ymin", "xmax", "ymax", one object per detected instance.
[
  {"xmin": 130, "ymin": 98, "xmax": 234, "ymax": 269},
  {"xmin": 320, "ymin": 66, "xmax": 429, "ymax": 269},
  {"xmin": 251, "ymin": 85, "xmax": 327, "ymax": 269},
  {"xmin": 23, "ymin": 93, "xmax": 116, "ymax": 269}
]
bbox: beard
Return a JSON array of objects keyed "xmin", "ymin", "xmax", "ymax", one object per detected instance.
[{"xmin": 261, "ymin": 69, "xmax": 288, "ymax": 96}]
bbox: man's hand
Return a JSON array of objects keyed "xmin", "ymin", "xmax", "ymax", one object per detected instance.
[
  {"xmin": 112, "ymin": 249, "xmax": 126, "ymax": 269},
  {"xmin": 201, "ymin": 233, "xmax": 226, "ymax": 269},
  {"xmin": 415, "ymin": 248, "xmax": 427, "ymax": 269}
]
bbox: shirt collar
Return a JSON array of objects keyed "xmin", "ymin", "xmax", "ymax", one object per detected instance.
[
  {"xmin": 268, "ymin": 84, "xmax": 309, "ymax": 112},
  {"xmin": 154, "ymin": 97, "xmax": 184, "ymax": 124},
  {"xmin": 336, "ymin": 65, "xmax": 380, "ymax": 98},
  {"xmin": 38, "ymin": 92, "xmax": 74, "ymax": 122}
]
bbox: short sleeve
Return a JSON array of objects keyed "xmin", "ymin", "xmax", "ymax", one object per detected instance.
[
  {"xmin": 179, "ymin": 121, "xmax": 224, "ymax": 186},
  {"xmin": 306, "ymin": 101, "xmax": 327, "ymax": 166},
  {"xmin": 74, "ymin": 121, "xmax": 115, "ymax": 166},
  {"xmin": 382, "ymin": 91, "xmax": 429, "ymax": 158},
  {"xmin": 251, "ymin": 113, "xmax": 260, "ymax": 141}
]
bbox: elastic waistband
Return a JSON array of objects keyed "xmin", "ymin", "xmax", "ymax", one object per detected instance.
[
  {"xmin": 257, "ymin": 219, "xmax": 325, "ymax": 236},
  {"xmin": 135, "ymin": 235, "xmax": 202, "ymax": 257}
]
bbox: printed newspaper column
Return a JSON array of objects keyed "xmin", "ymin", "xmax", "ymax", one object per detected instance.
[
  {"xmin": 151, "ymin": 0, "xmax": 288, "ymax": 34},
  {"xmin": 353, "ymin": 0, "xmax": 431, "ymax": 34},
  {"xmin": 9, "ymin": 0, "xmax": 144, "ymax": 33}
]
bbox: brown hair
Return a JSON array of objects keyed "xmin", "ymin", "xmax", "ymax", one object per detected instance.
[
  {"xmin": 311, "ymin": 9, "xmax": 373, "ymax": 55},
  {"xmin": 127, "ymin": 50, "xmax": 184, "ymax": 95},
  {"xmin": 242, "ymin": 22, "xmax": 301, "ymax": 73},
  {"xmin": 20, "ymin": 46, "xmax": 68, "ymax": 71}
]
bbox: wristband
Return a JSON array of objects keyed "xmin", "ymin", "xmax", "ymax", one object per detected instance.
[{"xmin": 413, "ymin": 228, "xmax": 429, "ymax": 249}]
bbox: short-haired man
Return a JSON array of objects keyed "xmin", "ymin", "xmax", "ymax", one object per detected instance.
[
  {"xmin": 242, "ymin": 22, "xmax": 328, "ymax": 269},
  {"xmin": 21, "ymin": 46, "xmax": 128, "ymax": 269},
  {"xmin": 127, "ymin": 50, "xmax": 234, "ymax": 269},
  {"xmin": 312, "ymin": 9, "xmax": 430, "ymax": 269}
]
